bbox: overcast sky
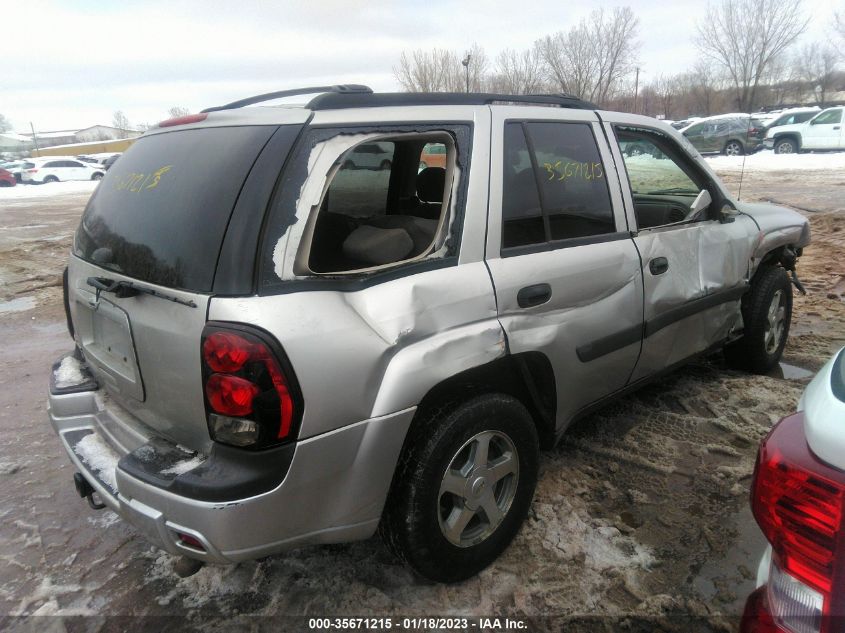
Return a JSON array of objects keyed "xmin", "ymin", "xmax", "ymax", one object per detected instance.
[{"xmin": 4, "ymin": 0, "xmax": 841, "ymax": 132}]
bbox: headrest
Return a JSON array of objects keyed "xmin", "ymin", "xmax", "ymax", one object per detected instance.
[
  {"xmin": 341, "ymin": 225, "xmax": 413, "ymax": 266},
  {"xmin": 416, "ymin": 167, "xmax": 446, "ymax": 203}
]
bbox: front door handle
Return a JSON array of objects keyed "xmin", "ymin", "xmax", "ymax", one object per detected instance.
[
  {"xmin": 517, "ymin": 283, "xmax": 552, "ymax": 308},
  {"xmin": 649, "ymin": 257, "xmax": 669, "ymax": 275}
]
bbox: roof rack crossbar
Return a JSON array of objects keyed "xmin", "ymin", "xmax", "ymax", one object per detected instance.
[{"xmin": 202, "ymin": 84, "xmax": 373, "ymax": 113}]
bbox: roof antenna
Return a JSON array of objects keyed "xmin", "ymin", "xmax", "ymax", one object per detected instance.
[{"xmin": 737, "ymin": 115, "xmax": 752, "ymax": 201}]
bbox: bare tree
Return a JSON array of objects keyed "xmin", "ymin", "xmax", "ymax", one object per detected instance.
[
  {"xmin": 489, "ymin": 48, "xmax": 546, "ymax": 94},
  {"xmin": 537, "ymin": 7, "xmax": 639, "ymax": 105},
  {"xmin": 653, "ymin": 75, "xmax": 683, "ymax": 119},
  {"xmin": 394, "ymin": 48, "xmax": 463, "ymax": 92},
  {"xmin": 696, "ymin": 0, "xmax": 809, "ymax": 112},
  {"xmin": 0, "ymin": 114, "xmax": 11, "ymax": 133},
  {"xmin": 112, "ymin": 111, "xmax": 131, "ymax": 138},
  {"xmin": 687, "ymin": 61, "xmax": 722, "ymax": 115},
  {"xmin": 394, "ymin": 44, "xmax": 490, "ymax": 92},
  {"xmin": 796, "ymin": 43, "xmax": 841, "ymax": 105},
  {"xmin": 168, "ymin": 106, "xmax": 190, "ymax": 118}
]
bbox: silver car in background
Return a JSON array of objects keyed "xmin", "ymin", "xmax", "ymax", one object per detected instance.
[{"xmin": 48, "ymin": 85, "xmax": 810, "ymax": 582}]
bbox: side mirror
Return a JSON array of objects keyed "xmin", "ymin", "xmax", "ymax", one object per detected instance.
[
  {"xmin": 720, "ymin": 202, "xmax": 740, "ymax": 224},
  {"xmin": 687, "ymin": 189, "xmax": 712, "ymax": 220}
]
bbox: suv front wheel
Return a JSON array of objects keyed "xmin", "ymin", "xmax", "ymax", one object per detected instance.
[
  {"xmin": 381, "ymin": 393, "xmax": 539, "ymax": 582},
  {"xmin": 725, "ymin": 266, "xmax": 793, "ymax": 373},
  {"xmin": 774, "ymin": 138, "xmax": 797, "ymax": 154}
]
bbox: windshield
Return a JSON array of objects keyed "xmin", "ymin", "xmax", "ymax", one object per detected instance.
[{"xmin": 73, "ymin": 125, "xmax": 281, "ymax": 292}]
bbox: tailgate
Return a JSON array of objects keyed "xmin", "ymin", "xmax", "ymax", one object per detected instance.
[{"xmin": 68, "ymin": 256, "xmax": 212, "ymax": 452}]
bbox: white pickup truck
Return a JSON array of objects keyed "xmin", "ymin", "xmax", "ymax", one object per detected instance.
[{"xmin": 764, "ymin": 107, "xmax": 845, "ymax": 154}]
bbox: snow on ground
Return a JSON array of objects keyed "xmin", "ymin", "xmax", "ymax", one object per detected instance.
[
  {"xmin": 0, "ymin": 180, "xmax": 98, "ymax": 201},
  {"xmin": 705, "ymin": 151, "xmax": 845, "ymax": 172}
]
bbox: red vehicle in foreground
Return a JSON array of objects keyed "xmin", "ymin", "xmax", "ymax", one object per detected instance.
[
  {"xmin": 0, "ymin": 168, "xmax": 16, "ymax": 187},
  {"xmin": 742, "ymin": 347, "xmax": 845, "ymax": 633}
]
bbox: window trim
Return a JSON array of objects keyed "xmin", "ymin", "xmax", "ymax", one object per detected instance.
[
  {"xmin": 610, "ymin": 124, "xmax": 719, "ymax": 233},
  {"xmin": 500, "ymin": 119, "xmax": 620, "ymax": 255},
  {"xmin": 293, "ymin": 130, "xmax": 456, "ymax": 276},
  {"xmin": 257, "ymin": 122, "xmax": 474, "ymax": 296}
]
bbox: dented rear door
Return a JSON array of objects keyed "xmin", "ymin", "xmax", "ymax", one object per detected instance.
[{"xmin": 485, "ymin": 106, "xmax": 644, "ymax": 432}]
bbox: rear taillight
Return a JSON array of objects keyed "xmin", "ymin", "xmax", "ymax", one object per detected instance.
[
  {"xmin": 26, "ymin": 168, "xmax": 38, "ymax": 173},
  {"xmin": 201, "ymin": 324, "xmax": 300, "ymax": 449},
  {"xmin": 751, "ymin": 412, "xmax": 845, "ymax": 632}
]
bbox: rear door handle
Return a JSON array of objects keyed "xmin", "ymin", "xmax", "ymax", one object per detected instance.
[
  {"xmin": 649, "ymin": 257, "xmax": 669, "ymax": 275},
  {"xmin": 517, "ymin": 283, "xmax": 552, "ymax": 308}
]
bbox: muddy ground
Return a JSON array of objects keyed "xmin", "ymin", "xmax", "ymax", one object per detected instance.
[{"xmin": 0, "ymin": 165, "xmax": 843, "ymax": 632}]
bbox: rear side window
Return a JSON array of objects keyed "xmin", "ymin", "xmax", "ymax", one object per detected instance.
[
  {"xmin": 74, "ymin": 125, "xmax": 278, "ymax": 291},
  {"xmin": 501, "ymin": 121, "xmax": 615, "ymax": 251}
]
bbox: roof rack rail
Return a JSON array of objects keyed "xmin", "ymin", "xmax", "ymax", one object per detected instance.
[
  {"xmin": 305, "ymin": 91, "xmax": 597, "ymax": 111},
  {"xmin": 201, "ymin": 84, "xmax": 373, "ymax": 113}
]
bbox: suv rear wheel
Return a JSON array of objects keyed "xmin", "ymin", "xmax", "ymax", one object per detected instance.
[
  {"xmin": 725, "ymin": 266, "xmax": 793, "ymax": 373},
  {"xmin": 724, "ymin": 140, "xmax": 744, "ymax": 156},
  {"xmin": 380, "ymin": 393, "xmax": 539, "ymax": 582}
]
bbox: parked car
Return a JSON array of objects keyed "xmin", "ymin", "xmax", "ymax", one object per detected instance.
[
  {"xmin": 0, "ymin": 168, "xmax": 16, "ymax": 187},
  {"xmin": 102, "ymin": 153, "xmax": 121, "ymax": 170},
  {"xmin": 1, "ymin": 160, "xmax": 28, "ymax": 183},
  {"xmin": 764, "ymin": 107, "xmax": 845, "ymax": 154},
  {"xmin": 762, "ymin": 106, "xmax": 821, "ymax": 134},
  {"xmin": 49, "ymin": 86, "xmax": 809, "ymax": 582},
  {"xmin": 419, "ymin": 142, "xmax": 447, "ymax": 170},
  {"xmin": 742, "ymin": 346, "xmax": 845, "ymax": 633},
  {"xmin": 681, "ymin": 114, "xmax": 766, "ymax": 155},
  {"xmin": 21, "ymin": 157, "xmax": 104, "ymax": 183},
  {"xmin": 340, "ymin": 141, "xmax": 392, "ymax": 170}
]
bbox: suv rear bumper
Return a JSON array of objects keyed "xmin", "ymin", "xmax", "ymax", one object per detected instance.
[{"xmin": 48, "ymin": 353, "xmax": 415, "ymax": 563}]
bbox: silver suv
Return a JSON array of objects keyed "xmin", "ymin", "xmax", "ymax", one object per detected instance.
[{"xmin": 48, "ymin": 85, "xmax": 810, "ymax": 582}]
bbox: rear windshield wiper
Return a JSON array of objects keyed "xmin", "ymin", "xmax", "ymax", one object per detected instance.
[{"xmin": 86, "ymin": 277, "xmax": 197, "ymax": 308}]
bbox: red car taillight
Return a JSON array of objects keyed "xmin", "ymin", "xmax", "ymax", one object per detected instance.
[
  {"xmin": 751, "ymin": 412, "xmax": 845, "ymax": 632},
  {"xmin": 201, "ymin": 324, "xmax": 300, "ymax": 449}
]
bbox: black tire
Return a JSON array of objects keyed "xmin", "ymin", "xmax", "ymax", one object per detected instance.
[
  {"xmin": 774, "ymin": 138, "xmax": 797, "ymax": 154},
  {"xmin": 724, "ymin": 140, "xmax": 744, "ymax": 156},
  {"xmin": 0, "ymin": 180, "xmax": 11, "ymax": 187},
  {"xmin": 91, "ymin": 172, "xmax": 103, "ymax": 181},
  {"xmin": 725, "ymin": 266, "xmax": 792, "ymax": 373},
  {"xmin": 380, "ymin": 393, "xmax": 539, "ymax": 583},
  {"xmin": 43, "ymin": 175, "xmax": 59, "ymax": 183}
]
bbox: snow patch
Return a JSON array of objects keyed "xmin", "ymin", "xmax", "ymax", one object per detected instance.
[
  {"xmin": 0, "ymin": 296, "xmax": 36, "ymax": 315},
  {"xmin": 705, "ymin": 151, "xmax": 845, "ymax": 172},
  {"xmin": 161, "ymin": 455, "xmax": 206, "ymax": 476},
  {"xmin": 86, "ymin": 511, "xmax": 122, "ymax": 529},
  {"xmin": 74, "ymin": 433, "xmax": 119, "ymax": 491},
  {"xmin": 54, "ymin": 355, "xmax": 86, "ymax": 388},
  {"xmin": 0, "ymin": 180, "xmax": 98, "ymax": 200}
]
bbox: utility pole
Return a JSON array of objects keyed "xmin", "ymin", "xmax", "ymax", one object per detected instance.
[
  {"xmin": 633, "ymin": 67, "xmax": 640, "ymax": 114},
  {"xmin": 462, "ymin": 53, "xmax": 472, "ymax": 93},
  {"xmin": 29, "ymin": 122, "xmax": 40, "ymax": 157}
]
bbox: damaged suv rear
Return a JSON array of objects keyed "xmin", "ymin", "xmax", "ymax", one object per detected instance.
[{"xmin": 49, "ymin": 85, "xmax": 810, "ymax": 582}]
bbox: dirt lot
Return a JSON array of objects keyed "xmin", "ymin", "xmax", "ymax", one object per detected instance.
[{"xmin": 0, "ymin": 161, "xmax": 843, "ymax": 632}]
